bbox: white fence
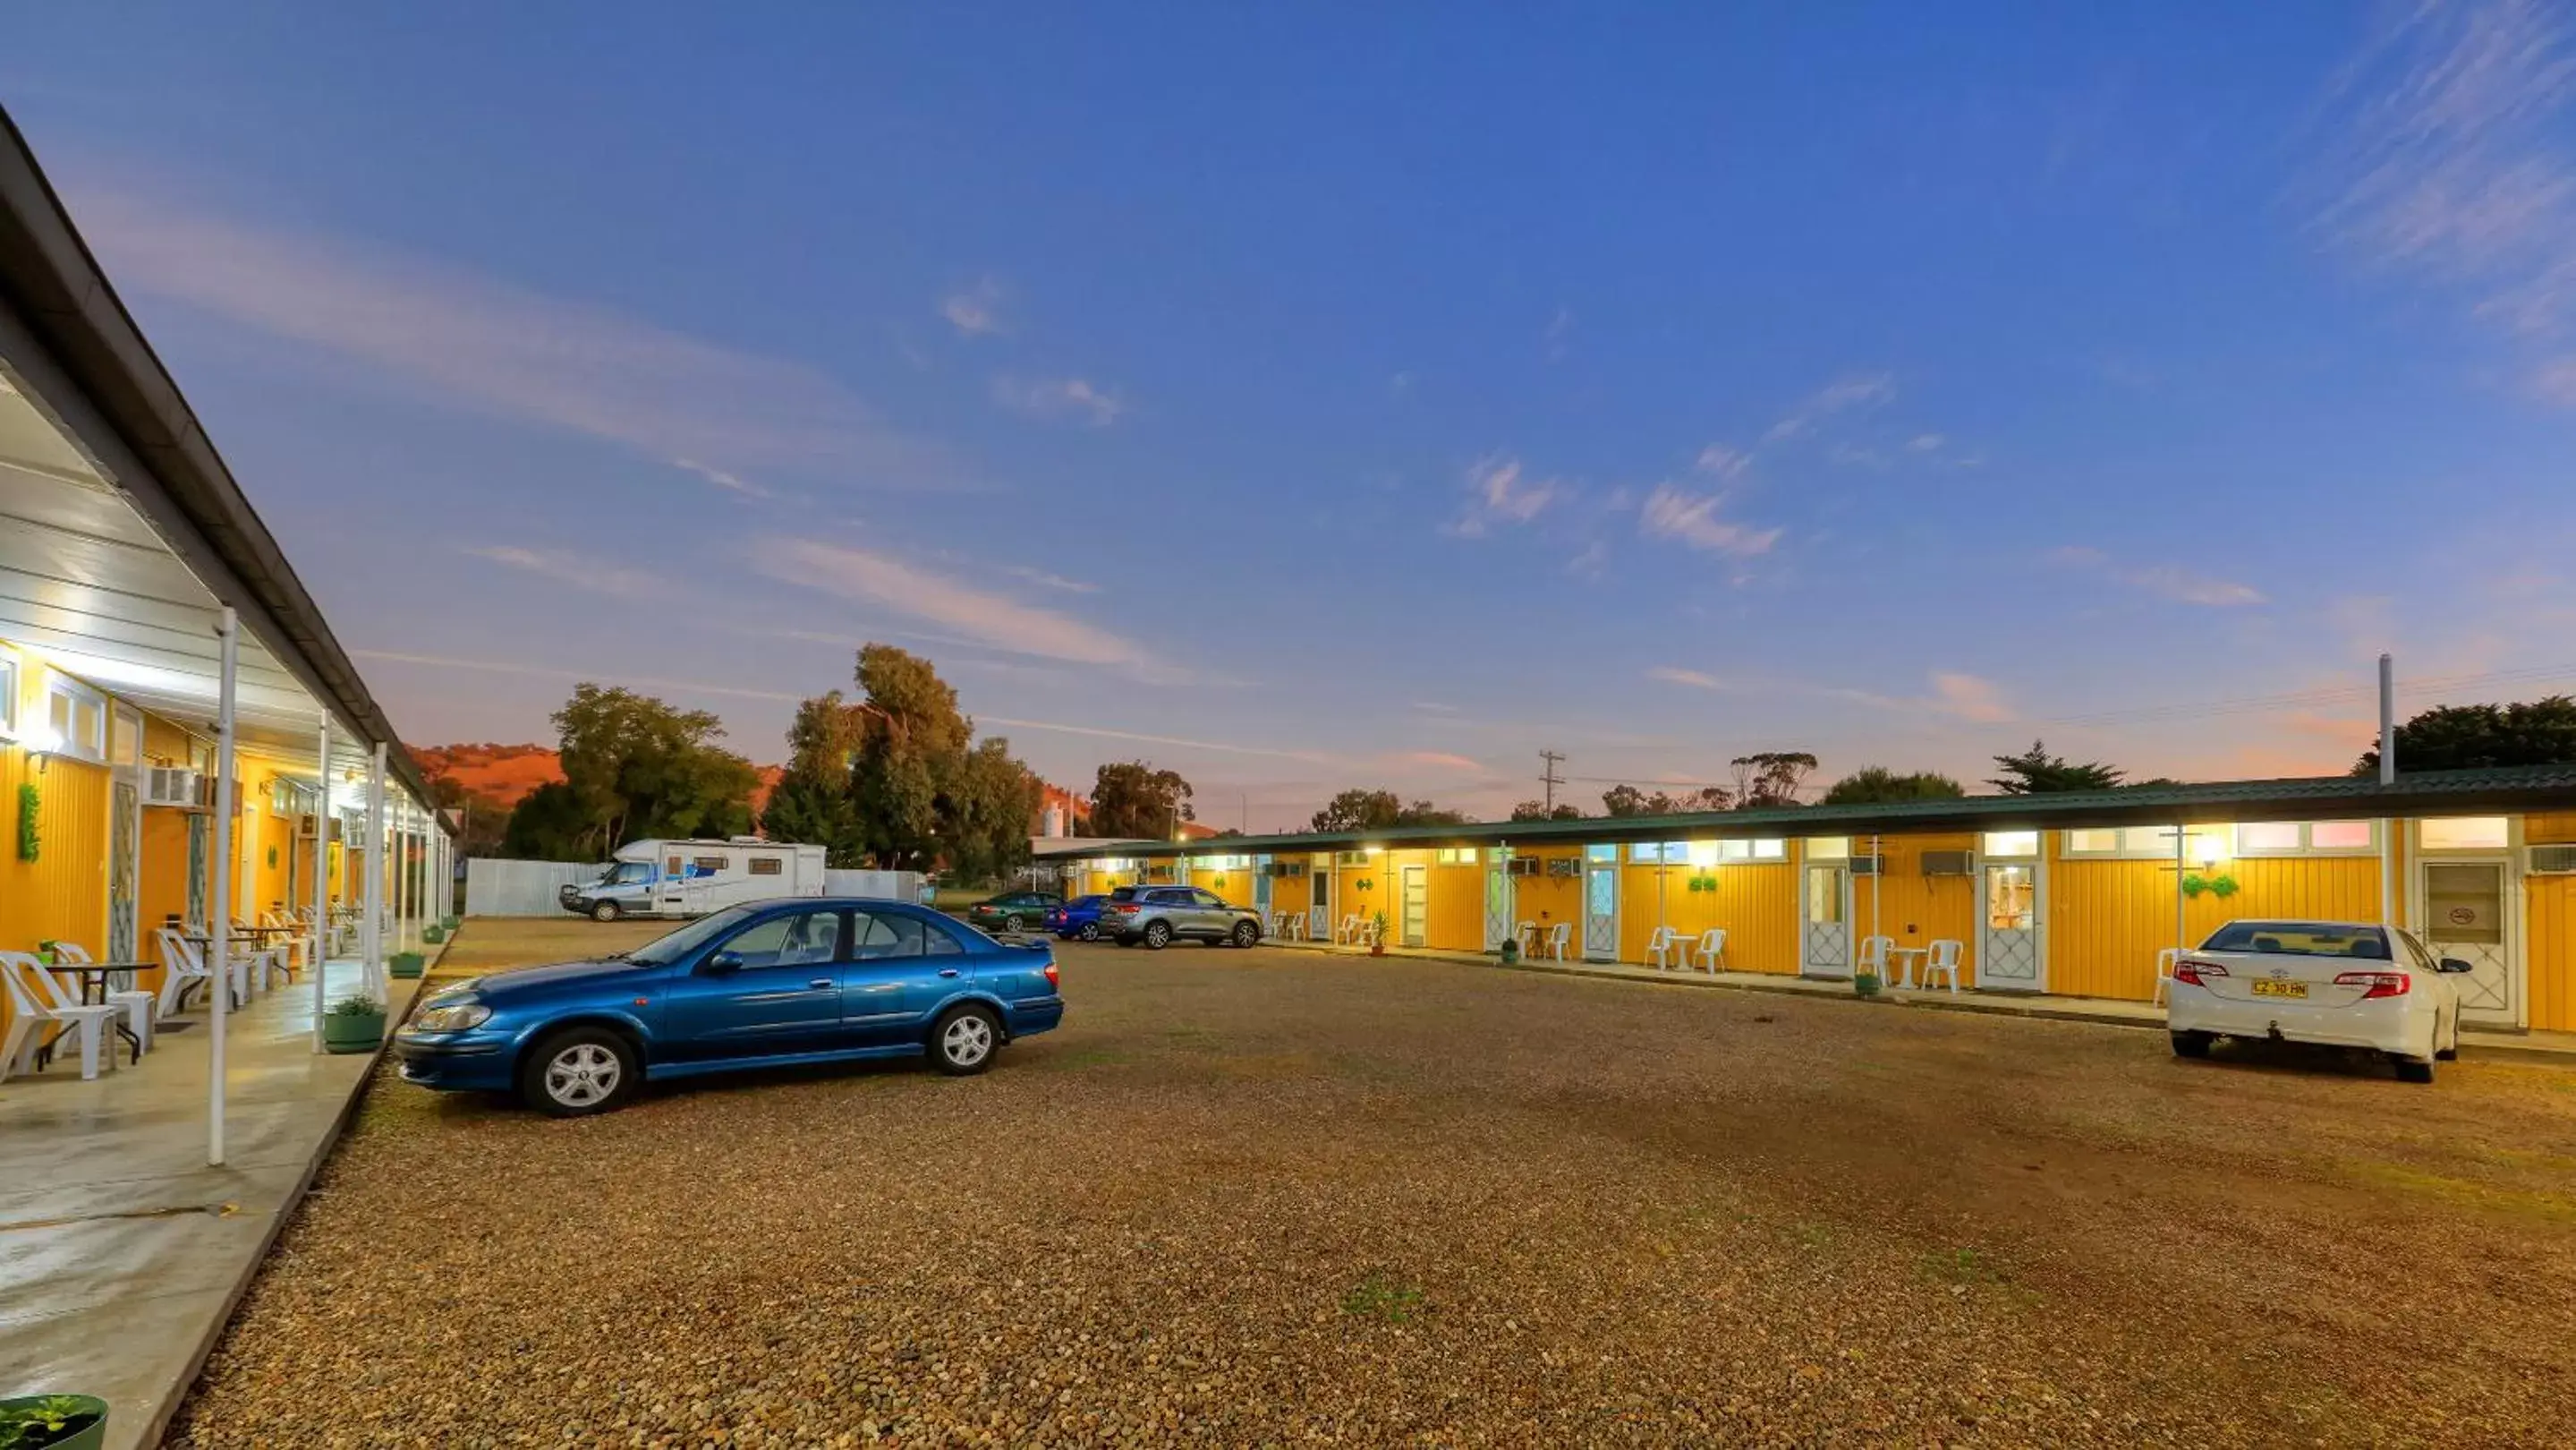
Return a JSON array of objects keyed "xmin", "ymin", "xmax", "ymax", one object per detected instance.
[
  {"xmin": 464, "ymin": 858, "xmax": 603, "ymax": 917},
  {"xmin": 825, "ymin": 868, "xmax": 928, "ymax": 902}
]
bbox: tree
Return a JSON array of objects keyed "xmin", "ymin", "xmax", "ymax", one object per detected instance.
[
  {"xmin": 1509, "ymin": 799, "xmax": 1585, "ymax": 821},
  {"xmin": 2352, "ymin": 695, "xmax": 2576, "ymax": 776},
  {"xmin": 1819, "ymin": 767, "xmax": 1968, "ymax": 806},
  {"xmin": 1309, "ymin": 789, "xmax": 1468, "ymax": 832},
  {"xmin": 514, "ymin": 683, "xmax": 760, "ymax": 858},
  {"xmin": 1602, "ymin": 783, "xmax": 1732, "ymax": 816},
  {"xmin": 1089, "ymin": 761, "xmax": 1196, "ymax": 839},
  {"xmin": 759, "ymin": 692, "xmax": 871, "ymax": 866},
  {"xmin": 1987, "ymin": 740, "xmax": 2124, "ymax": 794},
  {"xmin": 499, "ymin": 780, "xmax": 595, "ymax": 861},
  {"xmin": 1730, "ymin": 752, "xmax": 1816, "ymax": 807}
]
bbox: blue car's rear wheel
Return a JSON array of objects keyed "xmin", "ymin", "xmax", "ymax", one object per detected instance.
[
  {"xmin": 931, "ymin": 1004, "xmax": 1000, "ymax": 1076},
  {"xmin": 1077, "ymin": 921, "xmax": 1100, "ymax": 942},
  {"xmin": 520, "ymin": 1027, "xmax": 638, "ymax": 1116}
]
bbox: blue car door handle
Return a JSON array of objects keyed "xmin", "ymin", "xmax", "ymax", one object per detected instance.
[
  {"xmin": 939, "ymin": 968, "xmax": 960, "ymax": 978},
  {"xmin": 808, "ymin": 978, "xmax": 833, "ymax": 989}
]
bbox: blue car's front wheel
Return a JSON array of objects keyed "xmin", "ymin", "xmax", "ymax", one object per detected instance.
[{"xmin": 520, "ymin": 1028, "xmax": 639, "ymax": 1116}]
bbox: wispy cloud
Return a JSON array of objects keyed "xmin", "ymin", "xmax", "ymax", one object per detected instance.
[
  {"xmin": 70, "ymin": 183, "xmax": 965, "ymax": 490},
  {"xmin": 1390, "ymin": 750, "xmax": 1484, "ymax": 772},
  {"xmin": 1544, "ymin": 305, "xmax": 1576, "ymax": 361},
  {"xmin": 1927, "ymin": 671, "xmax": 2014, "ymax": 723},
  {"xmin": 463, "ymin": 544, "xmax": 656, "ymax": 599},
  {"xmin": 2051, "ymin": 545, "xmax": 2267, "ymax": 607},
  {"xmin": 2310, "ymin": 1, "xmax": 2576, "ymax": 394},
  {"xmin": 1646, "ymin": 666, "xmax": 1722, "ymax": 689},
  {"xmin": 1694, "ymin": 444, "xmax": 1751, "ymax": 480},
  {"xmin": 753, "ymin": 536, "xmax": 1169, "ymax": 677},
  {"xmin": 1449, "ymin": 455, "xmax": 1563, "ymax": 537},
  {"xmin": 353, "ymin": 649, "xmax": 802, "ymax": 704},
  {"xmin": 1637, "ymin": 483, "xmax": 1782, "ymax": 557},
  {"xmin": 1565, "ymin": 539, "xmax": 1610, "ymax": 578},
  {"xmin": 977, "ymin": 714, "xmax": 1322, "ymax": 761},
  {"xmin": 1763, "ymin": 373, "xmax": 1894, "ymax": 443},
  {"xmin": 1907, "ymin": 433, "xmax": 1946, "ymax": 453},
  {"xmin": 992, "ymin": 375, "xmax": 1126, "ymax": 426},
  {"xmin": 997, "ymin": 563, "xmax": 1101, "ymax": 595},
  {"xmin": 670, "ymin": 456, "xmax": 770, "ymax": 498},
  {"xmin": 941, "ymin": 277, "xmax": 1006, "ymax": 337}
]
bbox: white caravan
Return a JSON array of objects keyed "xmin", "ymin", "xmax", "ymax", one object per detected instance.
[{"xmin": 557, "ymin": 838, "xmax": 828, "ymax": 921}]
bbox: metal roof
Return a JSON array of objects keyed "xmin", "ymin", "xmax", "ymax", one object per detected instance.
[
  {"xmin": 0, "ymin": 107, "xmax": 444, "ymax": 824},
  {"xmin": 1050, "ymin": 763, "xmax": 2576, "ymax": 860}
]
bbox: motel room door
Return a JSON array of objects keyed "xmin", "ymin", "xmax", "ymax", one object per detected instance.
[
  {"xmin": 2418, "ymin": 857, "xmax": 2519, "ymax": 1028},
  {"xmin": 1484, "ymin": 854, "xmax": 1515, "ymax": 951},
  {"xmin": 1801, "ymin": 864, "xmax": 1850, "ymax": 977},
  {"xmin": 1399, "ymin": 866, "xmax": 1429, "ymax": 947},
  {"xmin": 1582, "ymin": 846, "xmax": 1620, "ymax": 960},
  {"xmin": 107, "ymin": 703, "xmax": 142, "ymax": 961},
  {"xmin": 1309, "ymin": 864, "xmax": 1332, "ymax": 941},
  {"xmin": 1977, "ymin": 857, "xmax": 2045, "ymax": 993}
]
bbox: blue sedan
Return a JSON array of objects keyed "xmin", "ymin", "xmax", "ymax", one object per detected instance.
[
  {"xmin": 1046, "ymin": 893, "xmax": 1110, "ymax": 941},
  {"xmin": 395, "ymin": 897, "xmax": 1065, "ymax": 1115}
]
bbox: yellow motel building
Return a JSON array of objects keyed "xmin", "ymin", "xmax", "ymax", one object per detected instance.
[
  {"xmin": 0, "ymin": 114, "xmax": 449, "ymax": 1101},
  {"xmin": 1062, "ymin": 771, "xmax": 2576, "ymax": 1034}
]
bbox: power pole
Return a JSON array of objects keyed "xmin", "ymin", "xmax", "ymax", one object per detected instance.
[{"xmin": 1539, "ymin": 749, "xmax": 1567, "ymax": 814}]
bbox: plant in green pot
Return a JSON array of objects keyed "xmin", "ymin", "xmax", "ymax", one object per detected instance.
[
  {"xmin": 322, "ymin": 994, "xmax": 387, "ymax": 1054},
  {"xmin": 1853, "ymin": 960, "xmax": 1883, "ymax": 999},
  {"xmin": 388, "ymin": 951, "xmax": 426, "ymax": 979},
  {"xmin": 421, "ymin": 924, "xmax": 446, "ymax": 944},
  {"xmin": 0, "ymin": 1392, "xmax": 110, "ymax": 1448}
]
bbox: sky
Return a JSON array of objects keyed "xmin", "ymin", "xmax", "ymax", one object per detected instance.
[{"xmin": 12, "ymin": 2, "xmax": 2576, "ymax": 830}]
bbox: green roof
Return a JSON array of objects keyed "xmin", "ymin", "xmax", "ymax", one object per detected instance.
[{"xmin": 1050, "ymin": 763, "xmax": 2576, "ymax": 860}]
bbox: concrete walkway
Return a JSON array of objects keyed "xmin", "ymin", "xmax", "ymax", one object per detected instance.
[
  {"xmin": 0, "ymin": 951, "xmax": 430, "ymax": 1450},
  {"xmin": 1271, "ymin": 936, "xmax": 2576, "ymax": 1065}
]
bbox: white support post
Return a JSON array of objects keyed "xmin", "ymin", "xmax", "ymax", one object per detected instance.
[
  {"xmin": 208, "ymin": 608, "xmax": 238, "ymax": 1166},
  {"xmin": 2174, "ymin": 820, "xmax": 2188, "ymax": 965},
  {"xmin": 2379, "ymin": 652, "xmax": 2399, "ymax": 931},
  {"xmin": 366, "ymin": 743, "xmax": 387, "ymax": 1001},
  {"xmin": 311, "ymin": 717, "xmax": 330, "ymax": 1051}
]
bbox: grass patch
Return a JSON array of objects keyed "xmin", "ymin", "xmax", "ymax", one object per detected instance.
[
  {"xmin": 1790, "ymin": 1220, "xmax": 1837, "ymax": 1250},
  {"xmin": 1340, "ymin": 1272, "xmax": 1429, "ymax": 1324},
  {"xmin": 1919, "ymin": 1246, "xmax": 2013, "ymax": 1286},
  {"xmin": 2344, "ymin": 1161, "xmax": 2576, "ymax": 1224}
]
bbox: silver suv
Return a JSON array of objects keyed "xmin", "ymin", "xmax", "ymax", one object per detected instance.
[{"xmin": 1103, "ymin": 886, "xmax": 1264, "ymax": 950}]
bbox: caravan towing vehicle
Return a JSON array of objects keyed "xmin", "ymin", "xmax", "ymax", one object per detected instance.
[{"xmin": 559, "ymin": 839, "xmax": 829, "ymax": 921}]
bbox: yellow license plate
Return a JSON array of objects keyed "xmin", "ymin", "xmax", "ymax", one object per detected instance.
[{"xmin": 2250, "ymin": 980, "xmax": 2308, "ymax": 1000}]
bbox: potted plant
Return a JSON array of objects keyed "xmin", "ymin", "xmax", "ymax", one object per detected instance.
[
  {"xmin": 322, "ymin": 994, "xmax": 387, "ymax": 1054},
  {"xmin": 1496, "ymin": 935, "xmax": 1521, "ymax": 965},
  {"xmin": 1370, "ymin": 910, "xmax": 1390, "ymax": 956},
  {"xmin": 0, "ymin": 1392, "xmax": 109, "ymax": 1448},
  {"xmin": 441, "ymin": 915, "xmax": 461, "ymax": 931},
  {"xmin": 1853, "ymin": 962, "xmax": 1883, "ymax": 1000},
  {"xmin": 388, "ymin": 950, "xmax": 426, "ymax": 979},
  {"xmin": 421, "ymin": 924, "xmax": 446, "ymax": 944}
]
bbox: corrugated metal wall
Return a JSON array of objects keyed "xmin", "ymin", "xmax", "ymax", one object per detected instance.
[
  {"xmin": 464, "ymin": 858, "xmax": 606, "ymax": 917},
  {"xmin": 2047, "ymin": 851, "xmax": 2385, "ymax": 1001}
]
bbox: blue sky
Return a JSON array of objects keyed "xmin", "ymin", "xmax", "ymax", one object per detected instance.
[{"xmin": 13, "ymin": 2, "xmax": 2576, "ymax": 828}]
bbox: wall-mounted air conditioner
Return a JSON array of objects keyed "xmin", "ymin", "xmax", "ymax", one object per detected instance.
[
  {"xmin": 1505, "ymin": 857, "xmax": 1542, "ymax": 876},
  {"xmin": 1547, "ymin": 857, "xmax": 1581, "ymax": 878},
  {"xmin": 2529, "ymin": 843, "xmax": 2576, "ymax": 875},
  {"xmin": 1850, "ymin": 853, "xmax": 1885, "ymax": 875},
  {"xmin": 143, "ymin": 767, "xmax": 203, "ymax": 810},
  {"xmin": 294, "ymin": 813, "xmax": 319, "ymax": 840},
  {"xmin": 1921, "ymin": 849, "xmax": 1976, "ymax": 877}
]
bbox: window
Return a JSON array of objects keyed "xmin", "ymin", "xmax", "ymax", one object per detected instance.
[
  {"xmin": 2419, "ymin": 816, "xmax": 2509, "ymax": 851},
  {"xmin": 1986, "ymin": 865, "xmax": 2036, "ymax": 930},
  {"xmin": 1585, "ymin": 843, "xmax": 1618, "ymax": 863},
  {"xmin": 923, "ymin": 920, "xmax": 967, "ymax": 955},
  {"xmin": 2064, "ymin": 829, "xmax": 2118, "ymax": 854},
  {"xmin": 2235, "ymin": 822, "xmax": 2302, "ymax": 853},
  {"xmin": 2062, "ymin": 825, "xmax": 2227, "ymax": 859},
  {"xmin": 41, "ymin": 671, "xmax": 106, "ymax": 763},
  {"xmin": 1334, "ymin": 850, "xmax": 1369, "ymax": 866},
  {"xmin": 854, "ymin": 911, "xmax": 929, "ymax": 959},
  {"xmin": 1750, "ymin": 838, "xmax": 1785, "ymax": 860},
  {"xmin": 2233, "ymin": 820, "xmax": 2376, "ymax": 855},
  {"xmin": 1434, "ymin": 848, "xmax": 1478, "ymax": 865},
  {"xmin": 1629, "ymin": 842, "xmax": 1688, "ymax": 864},
  {"xmin": 1982, "ymin": 831, "xmax": 2039, "ymax": 859},
  {"xmin": 692, "ymin": 857, "xmax": 728, "ymax": 875},
  {"xmin": 747, "ymin": 857, "xmax": 784, "ymax": 876},
  {"xmin": 0, "ymin": 645, "xmax": 17, "ymax": 738},
  {"xmin": 718, "ymin": 909, "xmax": 844, "ymax": 968},
  {"xmin": 1804, "ymin": 837, "xmax": 1849, "ymax": 860},
  {"xmin": 608, "ymin": 861, "xmax": 652, "ymax": 885},
  {"xmin": 2198, "ymin": 921, "xmax": 2388, "ymax": 960},
  {"xmin": 2309, "ymin": 820, "xmax": 2374, "ymax": 850}
]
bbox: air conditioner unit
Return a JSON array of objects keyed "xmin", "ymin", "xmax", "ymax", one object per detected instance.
[
  {"xmin": 1547, "ymin": 857, "xmax": 1581, "ymax": 878},
  {"xmin": 1921, "ymin": 849, "xmax": 1976, "ymax": 877},
  {"xmin": 143, "ymin": 767, "xmax": 203, "ymax": 810},
  {"xmin": 2529, "ymin": 844, "xmax": 2576, "ymax": 875},
  {"xmin": 1850, "ymin": 854, "xmax": 1885, "ymax": 876},
  {"xmin": 294, "ymin": 813, "xmax": 319, "ymax": 840},
  {"xmin": 1505, "ymin": 857, "xmax": 1543, "ymax": 876}
]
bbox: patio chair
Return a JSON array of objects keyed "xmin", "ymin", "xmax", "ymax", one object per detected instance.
[
  {"xmin": 1543, "ymin": 922, "xmax": 1571, "ymax": 961},
  {"xmin": 2153, "ymin": 947, "xmax": 2177, "ymax": 1006},
  {"xmin": 1336, "ymin": 914, "xmax": 1364, "ymax": 945},
  {"xmin": 1923, "ymin": 938, "xmax": 1964, "ymax": 994},
  {"xmin": 155, "ymin": 926, "xmax": 240, "ymax": 1019},
  {"xmin": 1515, "ymin": 920, "xmax": 1536, "ymax": 957},
  {"xmin": 1645, "ymin": 926, "xmax": 1682, "ymax": 969},
  {"xmin": 1858, "ymin": 934, "xmax": 1895, "ymax": 984},
  {"xmin": 49, "ymin": 942, "xmax": 155, "ymax": 1053},
  {"xmin": 1690, "ymin": 928, "xmax": 1727, "ymax": 973},
  {"xmin": 1, "ymin": 951, "xmax": 120, "ymax": 1082},
  {"xmin": 261, "ymin": 910, "xmax": 313, "ymax": 975}
]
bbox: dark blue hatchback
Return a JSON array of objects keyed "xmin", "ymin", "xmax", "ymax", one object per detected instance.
[{"xmin": 396, "ymin": 897, "xmax": 1064, "ymax": 1114}]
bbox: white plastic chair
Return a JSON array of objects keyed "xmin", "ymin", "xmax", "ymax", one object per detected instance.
[
  {"xmin": 1923, "ymin": 938, "xmax": 1964, "ymax": 994},
  {"xmin": 1691, "ymin": 928, "xmax": 1727, "ymax": 973},
  {"xmin": 1515, "ymin": 920, "xmax": 1536, "ymax": 957},
  {"xmin": 2154, "ymin": 947, "xmax": 2178, "ymax": 1006},
  {"xmin": 49, "ymin": 942, "xmax": 154, "ymax": 1054},
  {"xmin": 1859, "ymin": 934, "xmax": 1895, "ymax": 983},
  {"xmin": 155, "ymin": 926, "xmax": 226, "ymax": 1019},
  {"xmin": 2, "ymin": 951, "xmax": 120, "ymax": 1081},
  {"xmin": 262, "ymin": 910, "xmax": 313, "ymax": 975},
  {"xmin": 1543, "ymin": 922, "xmax": 1572, "ymax": 960},
  {"xmin": 1645, "ymin": 926, "xmax": 1682, "ymax": 969},
  {"xmin": 1335, "ymin": 914, "xmax": 1363, "ymax": 944}
]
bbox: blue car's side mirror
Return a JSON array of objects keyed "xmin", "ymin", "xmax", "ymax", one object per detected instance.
[{"xmin": 703, "ymin": 950, "xmax": 744, "ymax": 974}]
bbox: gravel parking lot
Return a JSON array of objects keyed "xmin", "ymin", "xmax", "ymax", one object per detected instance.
[{"xmin": 169, "ymin": 924, "xmax": 2576, "ymax": 1446}]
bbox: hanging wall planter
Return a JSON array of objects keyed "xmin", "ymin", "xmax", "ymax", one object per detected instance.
[
  {"xmin": 16, "ymin": 781, "xmax": 39, "ymax": 863},
  {"xmin": 2180, "ymin": 873, "xmax": 2241, "ymax": 900}
]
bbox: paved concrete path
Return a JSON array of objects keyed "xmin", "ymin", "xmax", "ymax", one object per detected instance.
[{"xmin": 0, "ymin": 954, "xmax": 429, "ymax": 1450}]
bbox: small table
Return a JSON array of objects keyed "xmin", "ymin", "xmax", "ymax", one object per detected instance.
[
  {"xmin": 50, "ymin": 962, "xmax": 148, "ymax": 1062},
  {"xmin": 1884, "ymin": 945, "xmax": 1929, "ymax": 989}
]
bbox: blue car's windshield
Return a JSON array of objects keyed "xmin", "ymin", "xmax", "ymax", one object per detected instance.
[{"xmin": 625, "ymin": 905, "xmax": 760, "ymax": 966}]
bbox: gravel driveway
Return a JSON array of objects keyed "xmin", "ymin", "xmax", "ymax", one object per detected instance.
[{"xmin": 167, "ymin": 925, "xmax": 2576, "ymax": 1446}]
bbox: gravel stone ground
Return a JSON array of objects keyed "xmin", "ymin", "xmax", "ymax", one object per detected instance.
[{"xmin": 166, "ymin": 925, "xmax": 2576, "ymax": 1446}]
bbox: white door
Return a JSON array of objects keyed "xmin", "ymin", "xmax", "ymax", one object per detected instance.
[
  {"xmin": 1801, "ymin": 864, "xmax": 1850, "ymax": 977},
  {"xmin": 1399, "ymin": 866, "xmax": 1428, "ymax": 946},
  {"xmin": 2419, "ymin": 858, "xmax": 2518, "ymax": 1026},
  {"xmin": 238, "ymin": 798, "xmax": 262, "ymax": 924},
  {"xmin": 1582, "ymin": 849, "xmax": 1620, "ymax": 960},
  {"xmin": 1309, "ymin": 864, "xmax": 1332, "ymax": 940},
  {"xmin": 1484, "ymin": 857, "xmax": 1516, "ymax": 950},
  {"xmin": 1977, "ymin": 860, "xmax": 2045, "ymax": 993},
  {"xmin": 656, "ymin": 851, "xmax": 693, "ymax": 917},
  {"xmin": 108, "ymin": 703, "xmax": 142, "ymax": 961},
  {"xmin": 1252, "ymin": 858, "xmax": 1272, "ymax": 919}
]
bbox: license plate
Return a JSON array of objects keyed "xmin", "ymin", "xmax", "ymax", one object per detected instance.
[{"xmin": 2251, "ymin": 980, "xmax": 2308, "ymax": 1000}]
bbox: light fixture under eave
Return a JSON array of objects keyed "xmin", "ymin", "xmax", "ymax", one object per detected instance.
[
  {"xmin": 24, "ymin": 724, "xmax": 62, "ymax": 773},
  {"xmin": 2193, "ymin": 834, "xmax": 2225, "ymax": 869}
]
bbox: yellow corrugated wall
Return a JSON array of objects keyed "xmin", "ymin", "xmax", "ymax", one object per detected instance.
[
  {"xmin": 1426, "ymin": 858, "xmax": 1483, "ymax": 951},
  {"xmin": 1853, "ymin": 833, "xmax": 1985, "ymax": 985},
  {"xmin": 1510, "ymin": 851, "xmax": 1582, "ymax": 950},
  {"xmin": 1690, "ymin": 860, "xmax": 1799, "ymax": 974},
  {"xmin": 2528, "ymin": 813, "xmax": 2576, "ymax": 1030},
  {"xmin": 2047, "ymin": 847, "xmax": 2386, "ymax": 1001}
]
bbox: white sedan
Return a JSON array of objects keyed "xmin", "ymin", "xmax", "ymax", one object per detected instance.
[{"xmin": 2165, "ymin": 919, "xmax": 2472, "ymax": 1082}]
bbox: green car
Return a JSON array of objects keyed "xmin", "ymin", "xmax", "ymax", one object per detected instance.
[{"xmin": 965, "ymin": 891, "xmax": 1062, "ymax": 934}]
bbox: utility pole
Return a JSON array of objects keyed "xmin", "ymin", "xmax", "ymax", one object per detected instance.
[{"xmin": 1539, "ymin": 749, "xmax": 1567, "ymax": 814}]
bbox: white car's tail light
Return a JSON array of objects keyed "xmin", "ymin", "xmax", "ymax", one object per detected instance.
[
  {"xmin": 2334, "ymin": 970, "xmax": 2410, "ymax": 1000},
  {"xmin": 2172, "ymin": 959, "xmax": 2226, "ymax": 986}
]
